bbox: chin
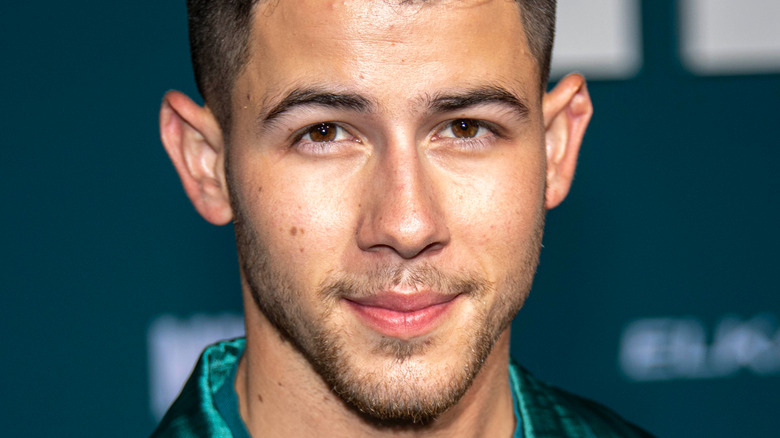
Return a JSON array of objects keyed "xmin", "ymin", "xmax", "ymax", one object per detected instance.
[
  {"xmin": 300, "ymin": 302, "xmax": 503, "ymax": 425},
  {"xmin": 325, "ymin": 334, "xmax": 496, "ymax": 424}
]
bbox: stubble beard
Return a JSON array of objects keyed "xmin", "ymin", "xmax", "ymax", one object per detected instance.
[{"xmin": 231, "ymin": 194, "xmax": 544, "ymax": 426}]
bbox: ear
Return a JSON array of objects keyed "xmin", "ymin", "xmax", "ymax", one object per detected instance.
[
  {"xmin": 542, "ymin": 73, "xmax": 593, "ymax": 210},
  {"xmin": 159, "ymin": 90, "xmax": 233, "ymax": 225}
]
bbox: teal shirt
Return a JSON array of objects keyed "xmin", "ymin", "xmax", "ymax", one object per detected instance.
[{"xmin": 151, "ymin": 338, "xmax": 653, "ymax": 437}]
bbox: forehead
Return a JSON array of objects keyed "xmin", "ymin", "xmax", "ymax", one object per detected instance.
[{"xmin": 239, "ymin": 0, "xmax": 537, "ymax": 113}]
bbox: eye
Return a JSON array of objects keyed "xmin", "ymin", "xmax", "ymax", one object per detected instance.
[
  {"xmin": 291, "ymin": 122, "xmax": 362, "ymax": 156},
  {"xmin": 439, "ymin": 119, "xmax": 489, "ymax": 139},
  {"xmin": 301, "ymin": 122, "xmax": 350, "ymax": 142}
]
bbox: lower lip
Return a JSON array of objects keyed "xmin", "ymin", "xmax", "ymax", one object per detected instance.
[{"xmin": 345, "ymin": 298, "xmax": 458, "ymax": 339}]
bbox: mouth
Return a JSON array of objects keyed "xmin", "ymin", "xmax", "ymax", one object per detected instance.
[{"xmin": 344, "ymin": 291, "xmax": 461, "ymax": 339}]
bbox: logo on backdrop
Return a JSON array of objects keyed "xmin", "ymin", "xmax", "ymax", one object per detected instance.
[
  {"xmin": 619, "ymin": 314, "xmax": 780, "ymax": 381},
  {"xmin": 551, "ymin": 0, "xmax": 780, "ymax": 80}
]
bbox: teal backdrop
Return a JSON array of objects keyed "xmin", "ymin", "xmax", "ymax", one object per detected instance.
[{"xmin": 2, "ymin": 1, "xmax": 778, "ymax": 436}]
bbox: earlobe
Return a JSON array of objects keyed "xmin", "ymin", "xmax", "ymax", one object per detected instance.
[
  {"xmin": 542, "ymin": 74, "xmax": 593, "ymax": 210},
  {"xmin": 159, "ymin": 90, "xmax": 233, "ymax": 225}
]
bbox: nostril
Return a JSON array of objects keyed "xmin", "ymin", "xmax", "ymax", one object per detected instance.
[
  {"xmin": 419, "ymin": 241, "xmax": 445, "ymax": 256},
  {"xmin": 361, "ymin": 223, "xmax": 449, "ymax": 259}
]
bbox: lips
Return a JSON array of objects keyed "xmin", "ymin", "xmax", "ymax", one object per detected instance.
[{"xmin": 344, "ymin": 291, "xmax": 460, "ymax": 339}]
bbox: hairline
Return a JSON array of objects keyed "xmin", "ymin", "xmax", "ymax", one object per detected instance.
[{"xmin": 192, "ymin": 0, "xmax": 554, "ymax": 138}]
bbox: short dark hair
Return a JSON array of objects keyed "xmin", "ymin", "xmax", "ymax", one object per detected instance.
[{"xmin": 186, "ymin": 0, "xmax": 556, "ymax": 133}]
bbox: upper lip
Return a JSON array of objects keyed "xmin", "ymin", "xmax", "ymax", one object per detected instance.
[{"xmin": 346, "ymin": 291, "xmax": 459, "ymax": 312}]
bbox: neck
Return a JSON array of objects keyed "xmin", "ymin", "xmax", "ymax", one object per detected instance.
[{"xmin": 235, "ymin": 293, "xmax": 516, "ymax": 438}]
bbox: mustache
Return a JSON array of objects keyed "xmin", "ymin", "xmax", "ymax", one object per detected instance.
[{"xmin": 318, "ymin": 263, "xmax": 490, "ymax": 300}]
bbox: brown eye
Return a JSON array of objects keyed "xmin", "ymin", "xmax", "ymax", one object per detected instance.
[
  {"xmin": 450, "ymin": 119, "xmax": 480, "ymax": 138},
  {"xmin": 308, "ymin": 123, "xmax": 338, "ymax": 142}
]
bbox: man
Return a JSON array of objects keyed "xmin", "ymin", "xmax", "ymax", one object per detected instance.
[{"xmin": 154, "ymin": 0, "xmax": 652, "ymax": 436}]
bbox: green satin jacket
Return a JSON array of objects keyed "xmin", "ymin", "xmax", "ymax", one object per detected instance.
[{"xmin": 151, "ymin": 338, "xmax": 653, "ymax": 437}]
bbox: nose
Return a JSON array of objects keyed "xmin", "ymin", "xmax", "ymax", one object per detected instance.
[{"xmin": 356, "ymin": 140, "xmax": 450, "ymax": 259}]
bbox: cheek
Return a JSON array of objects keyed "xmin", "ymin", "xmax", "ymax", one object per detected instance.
[
  {"xmin": 236, "ymin": 161, "xmax": 359, "ymax": 278},
  {"xmin": 451, "ymin": 153, "xmax": 546, "ymax": 262}
]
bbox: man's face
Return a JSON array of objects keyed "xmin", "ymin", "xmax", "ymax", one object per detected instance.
[{"xmin": 228, "ymin": 0, "xmax": 546, "ymax": 423}]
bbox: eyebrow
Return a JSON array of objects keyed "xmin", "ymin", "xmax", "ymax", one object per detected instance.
[
  {"xmin": 259, "ymin": 87, "xmax": 373, "ymax": 128},
  {"xmin": 427, "ymin": 86, "xmax": 530, "ymax": 119},
  {"xmin": 257, "ymin": 84, "xmax": 530, "ymax": 130}
]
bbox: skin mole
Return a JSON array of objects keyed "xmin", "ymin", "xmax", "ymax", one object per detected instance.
[{"xmin": 290, "ymin": 226, "xmax": 298, "ymax": 236}]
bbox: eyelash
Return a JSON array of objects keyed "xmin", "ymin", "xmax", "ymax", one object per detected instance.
[
  {"xmin": 290, "ymin": 118, "xmax": 502, "ymax": 153},
  {"xmin": 291, "ymin": 122, "xmax": 359, "ymax": 154},
  {"xmin": 433, "ymin": 119, "xmax": 503, "ymax": 150}
]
